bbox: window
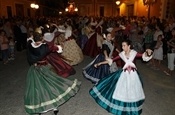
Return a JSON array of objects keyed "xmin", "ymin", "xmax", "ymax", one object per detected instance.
[
  {"xmin": 7, "ymin": 6, "xmax": 12, "ymax": 18},
  {"xmin": 15, "ymin": 4, "xmax": 24, "ymax": 17},
  {"xmin": 27, "ymin": 8, "xmax": 31, "ymax": 17},
  {"xmin": 99, "ymin": 6, "xmax": 104, "ymax": 17}
]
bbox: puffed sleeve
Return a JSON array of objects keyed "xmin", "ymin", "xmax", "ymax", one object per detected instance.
[
  {"xmin": 27, "ymin": 43, "xmax": 50, "ymax": 65},
  {"xmin": 112, "ymin": 56, "xmax": 120, "ymax": 61},
  {"xmin": 47, "ymin": 43, "xmax": 63, "ymax": 53},
  {"xmin": 57, "ymin": 45, "xmax": 63, "ymax": 53}
]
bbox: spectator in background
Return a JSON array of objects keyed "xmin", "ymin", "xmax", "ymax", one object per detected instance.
[
  {"xmin": 20, "ymin": 21, "xmax": 27, "ymax": 49},
  {"xmin": 152, "ymin": 35, "xmax": 163, "ymax": 70},
  {"xmin": 0, "ymin": 30, "xmax": 9, "ymax": 64},
  {"xmin": 13, "ymin": 19, "xmax": 23, "ymax": 51},
  {"xmin": 0, "ymin": 23, "xmax": 3, "ymax": 61},
  {"xmin": 3, "ymin": 20, "xmax": 14, "ymax": 40},
  {"xmin": 152, "ymin": 24, "xmax": 164, "ymax": 49},
  {"xmin": 149, "ymin": 24, "xmax": 164, "ymax": 66},
  {"xmin": 143, "ymin": 24, "xmax": 154, "ymax": 50},
  {"xmin": 164, "ymin": 28, "xmax": 175, "ymax": 76},
  {"xmin": 8, "ymin": 37, "xmax": 15, "ymax": 60}
]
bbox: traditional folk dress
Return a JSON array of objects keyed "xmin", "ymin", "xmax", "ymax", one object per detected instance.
[
  {"xmin": 96, "ymin": 19, "xmax": 104, "ymax": 49},
  {"xmin": 83, "ymin": 40, "xmax": 117, "ymax": 83},
  {"xmin": 44, "ymin": 31, "xmax": 76, "ymax": 78},
  {"xmin": 83, "ymin": 22, "xmax": 101, "ymax": 58},
  {"xmin": 60, "ymin": 25, "xmax": 84, "ymax": 65},
  {"xmin": 80, "ymin": 25, "xmax": 90, "ymax": 49},
  {"xmin": 24, "ymin": 39, "xmax": 81, "ymax": 114},
  {"xmin": 89, "ymin": 50, "xmax": 152, "ymax": 115}
]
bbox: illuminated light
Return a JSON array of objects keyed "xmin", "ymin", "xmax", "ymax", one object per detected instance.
[
  {"xmin": 143, "ymin": 0, "xmax": 156, "ymax": 5},
  {"xmin": 65, "ymin": 8, "xmax": 68, "ymax": 12},
  {"xmin": 46, "ymin": 24, "xmax": 49, "ymax": 28},
  {"xmin": 30, "ymin": 3, "xmax": 39, "ymax": 9},
  {"xmin": 74, "ymin": 7, "xmax": 78, "ymax": 12},
  {"xmin": 116, "ymin": 1, "xmax": 120, "ymax": 5},
  {"xmin": 35, "ymin": 4, "xmax": 39, "ymax": 9},
  {"xmin": 30, "ymin": 3, "xmax": 35, "ymax": 8},
  {"xmin": 69, "ymin": 4, "xmax": 73, "ymax": 8},
  {"xmin": 65, "ymin": 2, "xmax": 78, "ymax": 13},
  {"xmin": 59, "ymin": 12, "xmax": 62, "ymax": 14}
]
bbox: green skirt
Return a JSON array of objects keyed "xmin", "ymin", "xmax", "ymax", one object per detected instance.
[{"xmin": 24, "ymin": 64, "xmax": 81, "ymax": 114}]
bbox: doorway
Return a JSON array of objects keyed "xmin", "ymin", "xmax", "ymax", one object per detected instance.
[
  {"xmin": 116, "ymin": 8, "xmax": 120, "ymax": 16},
  {"xmin": 127, "ymin": 4, "xmax": 134, "ymax": 17},
  {"xmin": 27, "ymin": 8, "xmax": 31, "ymax": 17},
  {"xmin": 7, "ymin": 6, "xmax": 12, "ymax": 18},
  {"xmin": 15, "ymin": 4, "xmax": 24, "ymax": 17},
  {"xmin": 99, "ymin": 6, "xmax": 104, "ymax": 17}
]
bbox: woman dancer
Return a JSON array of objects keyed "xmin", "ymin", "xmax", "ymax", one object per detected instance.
[
  {"xmin": 43, "ymin": 24, "xmax": 76, "ymax": 77},
  {"xmin": 83, "ymin": 17, "xmax": 101, "ymax": 57},
  {"xmin": 59, "ymin": 20, "xmax": 84, "ymax": 65},
  {"xmin": 24, "ymin": 28, "xmax": 81, "ymax": 115},
  {"xmin": 83, "ymin": 32, "xmax": 118, "ymax": 83},
  {"xmin": 89, "ymin": 39, "xmax": 152, "ymax": 115}
]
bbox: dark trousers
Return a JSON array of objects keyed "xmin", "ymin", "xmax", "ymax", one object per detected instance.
[
  {"xmin": 21, "ymin": 33, "xmax": 27, "ymax": 49},
  {"xmin": 1, "ymin": 49, "xmax": 9, "ymax": 62},
  {"xmin": 16, "ymin": 40, "xmax": 23, "ymax": 51}
]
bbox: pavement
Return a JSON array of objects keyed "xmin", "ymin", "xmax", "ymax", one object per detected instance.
[{"xmin": 0, "ymin": 50, "xmax": 175, "ymax": 115}]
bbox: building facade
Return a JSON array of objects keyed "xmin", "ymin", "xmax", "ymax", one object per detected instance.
[
  {"xmin": 0, "ymin": 0, "xmax": 175, "ymax": 19},
  {"xmin": 0, "ymin": 0, "xmax": 60, "ymax": 18},
  {"xmin": 74, "ymin": 0, "xmax": 175, "ymax": 19},
  {"xmin": 0, "ymin": 0, "xmax": 40, "ymax": 18}
]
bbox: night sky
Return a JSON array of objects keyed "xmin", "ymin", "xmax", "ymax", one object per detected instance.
[{"xmin": 38, "ymin": 0, "xmax": 68, "ymax": 10}]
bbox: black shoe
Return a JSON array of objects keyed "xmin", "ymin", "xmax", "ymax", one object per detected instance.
[{"xmin": 54, "ymin": 110, "xmax": 59, "ymax": 115}]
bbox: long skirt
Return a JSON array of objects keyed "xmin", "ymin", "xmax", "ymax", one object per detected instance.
[
  {"xmin": 89, "ymin": 69, "xmax": 144, "ymax": 115},
  {"xmin": 24, "ymin": 64, "xmax": 81, "ymax": 114},
  {"xmin": 82, "ymin": 54, "xmax": 110, "ymax": 83},
  {"xmin": 46, "ymin": 52, "xmax": 76, "ymax": 77},
  {"xmin": 83, "ymin": 33, "xmax": 101, "ymax": 58},
  {"xmin": 61, "ymin": 39, "xmax": 84, "ymax": 66}
]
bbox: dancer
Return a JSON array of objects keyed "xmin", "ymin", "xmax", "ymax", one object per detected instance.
[
  {"xmin": 43, "ymin": 24, "xmax": 76, "ymax": 77},
  {"xmin": 83, "ymin": 17, "xmax": 101, "ymax": 57},
  {"xmin": 24, "ymin": 28, "xmax": 81, "ymax": 115},
  {"xmin": 59, "ymin": 20, "xmax": 84, "ymax": 65},
  {"xmin": 80, "ymin": 20, "xmax": 91, "ymax": 49},
  {"xmin": 83, "ymin": 31, "xmax": 118, "ymax": 83},
  {"xmin": 89, "ymin": 39, "xmax": 152, "ymax": 115}
]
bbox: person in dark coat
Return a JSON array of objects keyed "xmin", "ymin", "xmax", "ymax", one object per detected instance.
[{"xmin": 13, "ymin": 19, "xmax": 23, "ymax": 51}]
